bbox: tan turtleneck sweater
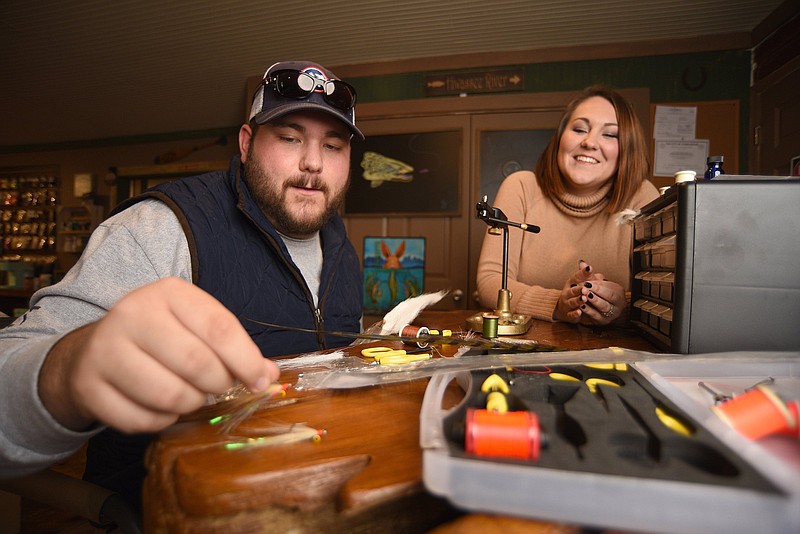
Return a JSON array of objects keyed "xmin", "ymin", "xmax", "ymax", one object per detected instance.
[{"xmin": 476, "ymin": 170, "xmax": 659, "ymax": 321}]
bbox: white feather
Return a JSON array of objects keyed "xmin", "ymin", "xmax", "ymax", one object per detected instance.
[
  {"xmin": 615, "ymin": 208, "xmax": 640, "ymax": 225},
  {"xmin": 277, "ymin": 350, "xmax": 345, "ymax": 370},
  {"xmin": 379, "ymin": 290, "xmax": 448, "ymax": 335}
]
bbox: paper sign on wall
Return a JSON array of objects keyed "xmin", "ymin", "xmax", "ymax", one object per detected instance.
[{"xmin": 653, "ymin": 105, "xmax": 708, "ymax": 177}]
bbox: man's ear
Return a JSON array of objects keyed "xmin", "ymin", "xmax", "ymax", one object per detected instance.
[{"xmin": 239, "ymin": 123, "xmax": 253, "ymax": 163}]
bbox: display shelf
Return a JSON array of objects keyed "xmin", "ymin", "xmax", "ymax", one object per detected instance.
[
  {"xmin": 0, "ymin": 168, "xmax": 59, "ymax": 294},
  {"xmin": 57, "ymin": 201, "xmax": 104, "ymax": 255},
  {"xmin": 0, "ymin": 172, "xmax": 58, "ymax": 255}
]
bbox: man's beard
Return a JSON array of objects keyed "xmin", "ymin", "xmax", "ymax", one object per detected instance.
[{"xmin": 243, "ymin": 155, "xmax": 349, "ymax": 237}]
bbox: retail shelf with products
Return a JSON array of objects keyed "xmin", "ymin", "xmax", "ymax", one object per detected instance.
[
  {"xmin": 0, "ymin": 168, "xmax": 59, "ymax": 300},
  {"xmin": 57, "ymin": 201, "xmax": 104, "ymax": 255},
  {"xmin": 111, "ymin": 160, "xmax": 228, "ymax": 204}
]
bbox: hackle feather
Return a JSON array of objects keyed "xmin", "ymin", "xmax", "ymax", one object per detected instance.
[{"xmin": 379, "ymin": 290, "xmax": 448, "ymax": 335}]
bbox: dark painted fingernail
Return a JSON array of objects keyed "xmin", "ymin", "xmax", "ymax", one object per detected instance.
[
  {"xmin": 585, "ymin": 265, "xmax": 591, "ymax": 272},
  {"xmin": 584, "ymin": 282, "xmax": 592, "ymax": 288},
  {"xmin": 581, "ymin": 304, "xmax": 586, "ymax": 310},
  {"xmin": 588, "ymin": 292, "xmax": 594, "ymax": 299},
  {"xmin": 570, "ymin": 283, "xmax": 577, "ymax": 288}
]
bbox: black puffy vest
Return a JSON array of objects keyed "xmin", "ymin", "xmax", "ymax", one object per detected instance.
[{"xmin": 111, "ymin": 157, "xmax": 362, "ymax": 357}]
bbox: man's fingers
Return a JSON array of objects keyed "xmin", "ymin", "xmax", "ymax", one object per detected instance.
[
  {"xmin": 96, "ymin": 338, "xmax": 210, "ymax": 414},
  {"xmin": 143, "ymin": 279, "xmax": 279, "ymax": 393},
  {"xmin": 128, "ymin": 312, "xmax": 236, "ymax": 395},
  {"xmin": 42, "ymin": 278, "xmax": 281, "ymax": 434},
  {"xmin": 83, "ymin": 379, "xmax": 181, "ymax": 434}
]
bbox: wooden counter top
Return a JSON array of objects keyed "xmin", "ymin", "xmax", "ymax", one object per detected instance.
[{"xmin": 143, "ymin": 310, "xmax": 657, "ymax": 533}]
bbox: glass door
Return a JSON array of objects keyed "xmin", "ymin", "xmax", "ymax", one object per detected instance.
[{"xmin": 467, "ymin": 111, "xmax": 561, "ymax": 307}]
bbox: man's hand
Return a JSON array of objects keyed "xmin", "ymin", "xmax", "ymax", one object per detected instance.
[{"xmin": 38, "ymin": 278, "xmax": 279, "ymax": 433}]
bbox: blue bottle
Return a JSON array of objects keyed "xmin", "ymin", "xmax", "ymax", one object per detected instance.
[{"xmin": 704, "ymin": 156, "xmax": 725, "ymax": 180}]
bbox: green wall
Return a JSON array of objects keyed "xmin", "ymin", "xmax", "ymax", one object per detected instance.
[
  {"xmin": 350, "ymin": 50, "xmax": 752, "ymax": 168},
  {"xmin": 3, "ymin": 50, "xmax": 752, "ymax": 166}
]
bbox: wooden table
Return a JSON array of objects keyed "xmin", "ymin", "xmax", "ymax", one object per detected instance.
[{"xmin": 143, "ymin": 310, "xmax": 657, "ymax": 533}]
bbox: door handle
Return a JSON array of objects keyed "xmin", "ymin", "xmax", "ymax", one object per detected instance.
[{"xmin": 451, "ymin": 289, "xmax": 463, "ymax": 302}]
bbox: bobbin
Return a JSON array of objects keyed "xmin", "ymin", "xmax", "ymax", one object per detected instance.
[
  {"xmin": 712, "ymin": 385, "xmax": 797, "ymax": 440},
  {"xmin": 464, "ymin": 408, "xmax": 543, "ymax": 461},
  {"xmin": 482, "ymin": 314, "xmax": 499, "ymax": 339},
  {"xmin": 399, "ymin": 324, "xmax": 431, "ymax": 348}
]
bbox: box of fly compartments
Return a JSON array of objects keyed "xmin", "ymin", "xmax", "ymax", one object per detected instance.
[{"xmin": 421, "ymin": 355, "xmax": 800, "ymax": 534}]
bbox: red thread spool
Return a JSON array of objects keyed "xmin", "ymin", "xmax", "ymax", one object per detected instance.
[
  {"xmin": 400, "ymin": 324, "xmax": 430, "ymax": 347},
  {"xmin": 712, "ymin": 385, "xmax": 796, "ymax": 440},
  {"xmin": 465, "ymin": 408, "xmax": 542, "ymax": 461}
]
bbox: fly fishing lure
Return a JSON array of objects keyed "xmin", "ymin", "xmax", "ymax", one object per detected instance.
[
  {"xmin": 223, "ymin": 423, "xmax": 326, "ymax": 451},
  {"xmin": 208, "ymin": 382, "xmax": 293, "ymax": 434}
]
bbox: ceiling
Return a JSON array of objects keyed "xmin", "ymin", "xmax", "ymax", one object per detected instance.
[{"xmin": 0, "ymin": 0, "xmax": 783, "ymax": 148}]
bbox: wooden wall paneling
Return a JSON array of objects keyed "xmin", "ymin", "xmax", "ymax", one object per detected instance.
[
  {"xmin": 750, "ymin": 55, "xmax": 800, "ymax": 175},
  {"xmin": 649, "ymin": 100, "xmax": 740, "ymax": 189},
  {"xmin": 343, "ymin": 115, "xmax": 471, "ymax": 310},
  {"xmin": 333, "ymin": 33, "xmax": 751, "ymax": 79}
]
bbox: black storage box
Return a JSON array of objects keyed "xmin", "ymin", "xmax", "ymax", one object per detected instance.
[{"xmin": 630, "ymin": 178, "xmax": 800, "ymax": 353}]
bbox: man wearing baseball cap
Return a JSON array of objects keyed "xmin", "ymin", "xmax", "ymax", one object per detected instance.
[{"xmin": 0, "ymin": 61, "xmax": 364, "ymax": 516}]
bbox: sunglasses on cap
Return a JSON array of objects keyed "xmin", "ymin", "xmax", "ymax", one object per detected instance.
[{"xmin": 263, "ymin": 69, "xmax": 357, "ymax": 112}]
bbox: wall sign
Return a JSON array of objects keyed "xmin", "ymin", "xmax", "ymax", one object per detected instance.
[{"xmin": 424, "ymin": 69, "xmax": 524, "ymax": 96}]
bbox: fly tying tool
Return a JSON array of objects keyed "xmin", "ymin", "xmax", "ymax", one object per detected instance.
[
  {"xmin": 360, "ymin": 346, "xmax": 432, "ymax": 366},
  {"xmin": 246, "ymin": 318, "xmax": 563, "ymax": 353}
]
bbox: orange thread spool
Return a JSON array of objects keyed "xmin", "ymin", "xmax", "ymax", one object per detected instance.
[
  {"xmin": 465, "ymin": 408, "xmax": 541, "ymax": 461},
  {"xmin": 712, "ymin": 385, "xmax": 796, "ymax": 440}
]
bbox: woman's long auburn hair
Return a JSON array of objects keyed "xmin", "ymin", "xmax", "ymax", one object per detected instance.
[{"xmin": 534, "ymin": 86, "xmax": 651, "ymax": 213}]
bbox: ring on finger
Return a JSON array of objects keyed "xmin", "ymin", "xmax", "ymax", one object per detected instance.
[{"xmin": 602, "ymin": 304, "xmax": 616, "ymax": 318}]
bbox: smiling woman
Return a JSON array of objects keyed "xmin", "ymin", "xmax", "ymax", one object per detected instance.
[
  {"xmin": 476, "ymin": 86, "xmax": 658, "ymax": 327},
  {"xmin": 557, "ymin": 96, "xmax": 620, "ymax": 196}
]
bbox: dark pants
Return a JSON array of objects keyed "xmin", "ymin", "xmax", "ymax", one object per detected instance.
[{"xmin": 83, "ymin": 428, "xmax": 155, "ymax": 515}]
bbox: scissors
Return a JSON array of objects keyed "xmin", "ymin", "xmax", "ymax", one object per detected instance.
[
  {"xmin": 360, "ymin": 346, "xmax": 432, "ymax": 365},
  {"xmin": 548, "ymin": 365, "xmax": 625, "ymax": 412},
  {"xmin": 548, "ymin": 365, "xmax": 624, "ymax": 393}
]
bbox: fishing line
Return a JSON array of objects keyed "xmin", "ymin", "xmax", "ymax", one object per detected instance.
[{"xmin": 245, "ymin": 318, "xmax": 564, "ymax": 353}]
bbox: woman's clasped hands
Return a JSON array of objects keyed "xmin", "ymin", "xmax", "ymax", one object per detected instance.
[{"xmin": 554, "ymin": 260, "xmax": 625, "ymax": 326}]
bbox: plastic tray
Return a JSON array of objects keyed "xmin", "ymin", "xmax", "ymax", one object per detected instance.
[{"xmin": 420, "ymin": 352, "xmax": 800, "ymax": 534}]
